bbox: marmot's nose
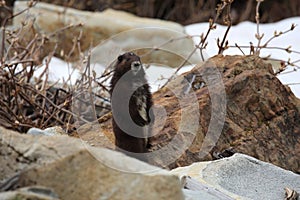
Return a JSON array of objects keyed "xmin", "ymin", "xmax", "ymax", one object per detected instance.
[{"xmin": 131, "ymin": 61, "xmax": 142, "ymax": 73}]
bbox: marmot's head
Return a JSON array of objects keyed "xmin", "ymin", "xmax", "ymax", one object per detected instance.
[{"xmin": 113, "ymin": 52, "xmax": 145, "ymax": 78}]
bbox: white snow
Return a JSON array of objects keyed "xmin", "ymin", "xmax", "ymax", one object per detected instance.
[
  {"xmin": 38, "ymin": 17, "xmax": 300, "ymax": 98},
  {"xmin": 35, "ymin": 57, "xmax": 81, "ymax": 85},
  {"xmin": 185, "ymin": 17, "xmax": 300, "ymax": 62},
  {"xmin": 145, "ymin": 64, "xmax": 195, "ymax": 92}
]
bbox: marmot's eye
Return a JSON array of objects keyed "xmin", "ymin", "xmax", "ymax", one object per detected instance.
[{"xmin": 117, "ymin": 55, "xmax": 123, "ymax": 62}]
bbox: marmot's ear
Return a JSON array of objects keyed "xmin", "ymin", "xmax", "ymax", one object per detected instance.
[{"xmin": 117, "ymin": 55, "xmax": 123, "ymax": 62}]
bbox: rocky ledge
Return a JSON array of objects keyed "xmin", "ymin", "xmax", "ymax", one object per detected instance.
[{"xmin": 0, "ymin": 126, "xmax": 299, "ymax": 200}]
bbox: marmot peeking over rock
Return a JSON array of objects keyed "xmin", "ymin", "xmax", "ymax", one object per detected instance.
[{"xmin": 110, "ymin": 52, "xmax": 154, "ymax": 161}]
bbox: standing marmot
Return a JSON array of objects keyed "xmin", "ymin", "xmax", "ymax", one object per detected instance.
[{"xmin": 110, "ymin": 52, "xmax": 153, "ymax": 160}]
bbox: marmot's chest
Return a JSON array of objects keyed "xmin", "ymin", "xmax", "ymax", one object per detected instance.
[{"xmin": 130, "ymin": 86, "xmax": 148, "ymax": 123}]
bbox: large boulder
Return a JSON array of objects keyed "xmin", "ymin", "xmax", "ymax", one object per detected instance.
[
  {"xmin": 13, "ymin": 1, "xmax": 200, "ymax": 67},
  {"xmin": 172, "ymin": 153, "xmax": 300, "ymax": 200},
  {"xmin": 95, "ymin": 55, "xmax": 300, "ymax": 173},
  {"xmin": 0, "ymin": 126, "xmax": 184, "ymax": 200},
  {"xmin": 152, "ymin": 55, "xmax": 300, "ymax": 172},
  {"xmin": 0, "ymin": 126, "xmax": 85, "ymax": 182}
]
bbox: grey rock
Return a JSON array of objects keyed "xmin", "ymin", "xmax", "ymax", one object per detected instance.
[
  {"xmin": 181, "ymin": 176, "xmax": 235, "ymax": 200},
  {"xmin": 183, "ymin": 189, "xmax": 226, "ymax": 200},
  {"xmin": 172, "ymin": 153, "xmax": 300, "ymax": 200},
  {"xmin": 0, "ymin": 186, "xmax": 60, "ymax": 200},
  {"xmin": 13, "ymin": 1, "xmax": 200, "ymax": 67},
  {"xmin": 205, "ymin": 153, "xmax": 300, "ymax": 200},
  {"xmin": 0, "ymin": 126, "xmax": 184, "ymax": 200},
  {"xmin": 0, "ymin": 126, "xmax": 85, "ymax": 182}
]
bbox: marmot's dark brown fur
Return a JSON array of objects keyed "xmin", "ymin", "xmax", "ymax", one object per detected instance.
[{"xmin": 110, "ymin": 52, "xmax": 153, "ymax": 160}]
